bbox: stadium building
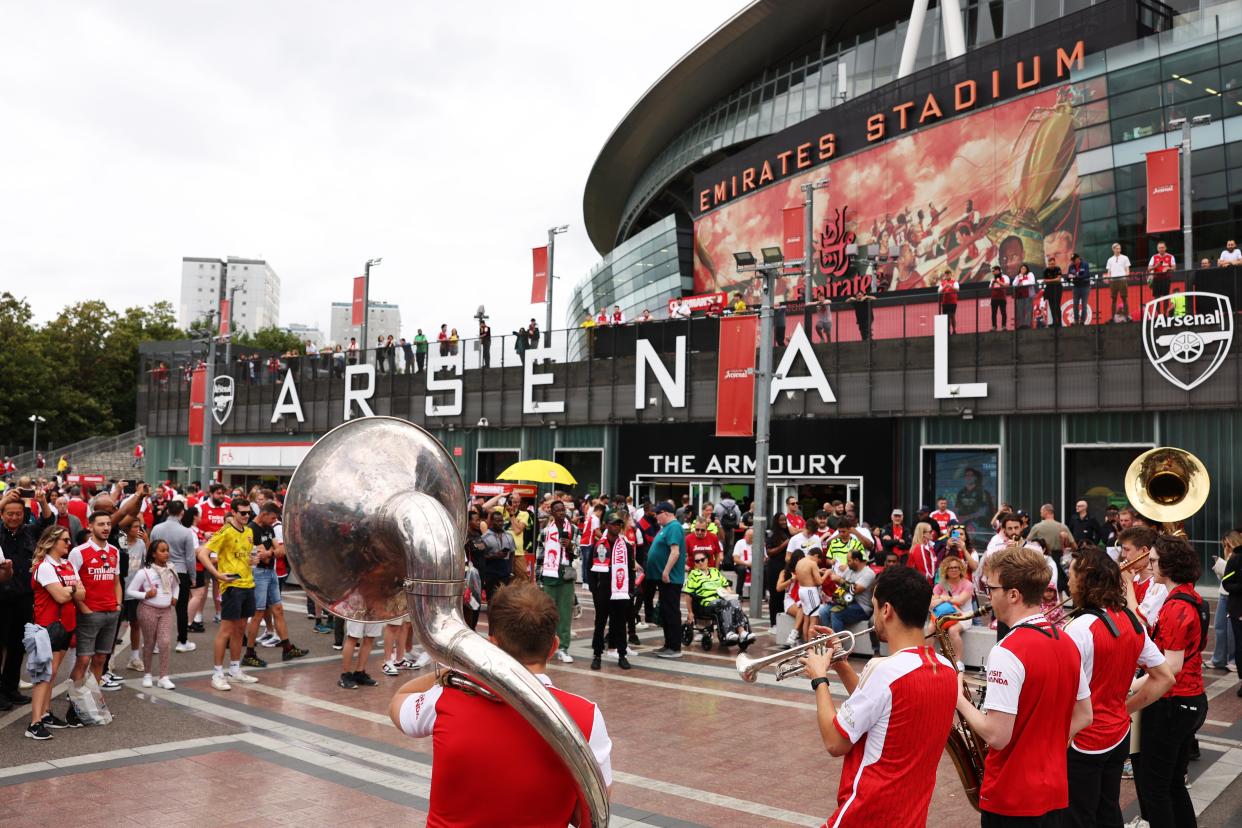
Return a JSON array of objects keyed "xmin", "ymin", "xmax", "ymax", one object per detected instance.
[{"xmin": 140, "ymin": 0, "xmax": 1242, "ymax": 572}]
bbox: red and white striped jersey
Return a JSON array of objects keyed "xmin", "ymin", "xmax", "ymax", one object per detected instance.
[{"xmin": 826, "ymin": 647, "xmax": 958, "ymax": 828}]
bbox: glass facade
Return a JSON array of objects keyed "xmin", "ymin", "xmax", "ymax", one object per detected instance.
[
  {"xmin": 565, "ymin": 214, "xmax": 688, "ymax": 358},
  {"xmin": 617, "ymin": 0, "xmax": 1242, "ymax": 246}
]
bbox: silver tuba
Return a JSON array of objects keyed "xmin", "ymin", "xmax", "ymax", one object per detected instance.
[{"xmin": 283, "ymin": 417, "xmax": 609, "ymax": 827}]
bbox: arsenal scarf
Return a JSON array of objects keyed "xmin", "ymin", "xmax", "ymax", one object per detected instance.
[
  {"xmin": 541, "ymin": 523, "xmax": 563, "ymax": 579},
  {"xmin": 609, "ymin": 535, "xmax": 630, "ymax": 600}
]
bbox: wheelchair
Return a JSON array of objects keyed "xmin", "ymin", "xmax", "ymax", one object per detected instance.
[{"xmin": 682, "ymin": 597, "xmax": 753, "ymax": 652}]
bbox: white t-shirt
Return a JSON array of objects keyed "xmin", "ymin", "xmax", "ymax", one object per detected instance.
[
  {"xmin": 787, "ymin": 532, "xmax": 822, "ymax": 557},
  {"xmin": 1013, "ymin": 272, "xmax": 1036, "ymax": 297},
  {"xmin": 732, "ymin": 538, "xmax": 752, "ymax": 567},
  {"xmin": 1220, "ymin": 248, "xmax": 1242, "ymax": 264},
  {"xmin": 1105, "ymin": 254, "xmax": 1131, "ymax": 278}
]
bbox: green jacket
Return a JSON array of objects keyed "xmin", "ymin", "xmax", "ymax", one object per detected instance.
[{"xmin": 682, "ymin": 567, "xmax": 730, "ymax": 605}]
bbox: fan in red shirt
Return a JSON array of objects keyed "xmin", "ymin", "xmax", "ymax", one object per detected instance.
[
  {"xmin": 390, "ymin": 581, "xmax": 611, "ymax": 827},
  {"xmin": 27, "ymin": 524, "xmax": 84, "ymax": 739},
  {"xmin": 937, "ymin": 270, "xmax": 960, "ymax": 333},
  {"xmin": 928, "ymin": 497, "xmax": 958, "ymax": 533},
  {"xmin": 1147, "ymin": 241, "xmax": 1177, "ymax": 299},
  {"xmin": 1063, "ymin": 547, "xmax": 1175, "ymax": 828},
  {"xmin": 956, "ymin": 545, "xmax": 1093, "ymax": 825},
  {"xmin": 686, "ymin": 520, "xmax": 722, "ymax": 567},
  {"xmin": 1132, "ymin": 535, "xmax": 1207, "ymax": 827},
  {"xmin": 68, "ymin": 512, "xmax": 123, "ymax": 689},
  {"xmin": 784, "ymin": 496, "xmax": 806, "ymax": 532},
  {"xmin": 799, "ymin": 566, "xmax": 958, "ymax": 828}
]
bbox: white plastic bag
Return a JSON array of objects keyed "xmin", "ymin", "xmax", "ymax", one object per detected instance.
[{"xmin": 68, "ymin": 672, "xmax": 113, "ymax": 725}]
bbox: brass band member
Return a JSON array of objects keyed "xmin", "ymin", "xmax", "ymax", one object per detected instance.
[
  {"xmin": 1133, "ymin": 535, "xmax": 1208, "ymax": 828},
  {"xmin": 1063, "ymin": 546, "xmax": 1174, "ymax": 828},
  {"xmin": 956, "ymin": 544, "xmax": 1093, "ymax": 826},
  {"xmin": 800, "ymin": 567, "xmax": 957, "ymax": 827}
]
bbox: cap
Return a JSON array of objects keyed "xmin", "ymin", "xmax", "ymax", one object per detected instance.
[
  {"xmin": 891, "ymin": 508, "xmax": 904, "ymax": 516},
  {"xmin": 815, "ymin": 509, "xmax": 830, "ymax": 518},
  {"xmin": 655, "ymin": 501, "xmax": 677, "ymax": 514},
  {"xmin": 917, "ymin": 504, "xmax": 931, "ymax": 513}
]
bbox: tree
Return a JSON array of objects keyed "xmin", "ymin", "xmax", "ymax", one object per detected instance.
[{"xmin": 233, "ymin": 326, "xmax": 304, "ymax": 354}]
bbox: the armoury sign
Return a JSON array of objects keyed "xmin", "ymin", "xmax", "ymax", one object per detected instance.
[{"xmin": 1142, "ymin": 293, "xmax": 1234, "ymax": 391}]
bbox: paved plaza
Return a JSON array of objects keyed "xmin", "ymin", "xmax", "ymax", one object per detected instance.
[{"xmin": 4, "ymin": 586, "xmax": 1242, "ymax": 827}]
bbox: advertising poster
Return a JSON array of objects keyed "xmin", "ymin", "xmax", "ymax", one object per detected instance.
[
  {"xmin": 923, "ymin": 448, "xmax": 999, "ymax": 540},
  {"xmin": 694, "ymin": 85, "xmax": 1093, "ymax": 303}
]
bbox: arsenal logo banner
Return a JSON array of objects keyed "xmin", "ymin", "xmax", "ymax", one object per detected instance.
[
  {"xmin": 188, "ymin": 366, "xmax": 206, "ymax": 446},
  {"xmin": 782, "ymin": 205, "xmax": 805, "ymax": 265},
  {"xmin": 715, "ymin": 315, "xmax": 759, "ymax": 437},
  {"xmin": 531, "ymin": 246, "xmax": 549, "ymax": 304},
  {"xmin": 351, "ymin": 276, "xmax": 366, "ymax": 326},
  {"xmin": 1146, "ymin": 148, "xmax": 1181, "ymax": 234}
]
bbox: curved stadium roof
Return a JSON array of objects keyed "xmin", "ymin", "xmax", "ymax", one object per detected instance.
[{"xmin": 582, "ymin": 0, "xmax": 911, "ymax": 255}]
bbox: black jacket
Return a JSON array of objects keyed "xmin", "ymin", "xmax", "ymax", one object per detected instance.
[
  {"xmin": 877, "ymin": 523, "xmax": 912, "ymax": 555},
  {"xmin": 1222, "ymin": 553, "xmax": 1242, "ymax": 620},
  {"xmin": 1067, "ymin": 513, "xmax": 1102, "ymax": 546},
  {"xmin": 1, "ymin": 511, "xmax": 54, "ymax": 602}
]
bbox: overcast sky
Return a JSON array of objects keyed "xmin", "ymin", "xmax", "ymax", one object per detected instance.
[{"xmin": 1, "ymin": 1, "xmax": 745, "ymax": 340}]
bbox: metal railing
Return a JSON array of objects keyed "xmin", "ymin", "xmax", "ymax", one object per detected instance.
[{"xmin": 8, "ymin": 426, "xmax": 147, "ymax": 478}]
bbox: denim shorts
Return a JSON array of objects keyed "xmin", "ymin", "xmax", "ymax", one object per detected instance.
[
  {"xmin": 253, "ymin": 567, "xmax": 282, "ymax": 611},
  {"xmin": 220, "ymin": 586, "xmax": 256, "ymax": 621}
]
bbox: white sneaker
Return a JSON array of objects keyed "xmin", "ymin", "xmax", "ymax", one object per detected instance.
[
  {"xmin": 259, "ymin": 633, "xmax": 281, "ymax": 648},
  {"xmin": 409, "ymin": 652, "xmax": 431, "ymax": 670},
  {"xmin": 127, "ymin": 657, "xmax": 144, "ymax": 672},
  {"xmin": 142, "ymin": 675, "xmax": 154, "ymax": 688},
  {"xmin": 785, "ymin": 629, "xmax": 800, "ymax": 646},
  {"xmin": 175, "ymin": 641, "xmax": 197, "ymax": 653},
  {"xmin": 228, "ymin": 669, "xmax": 259, "ymax": 684},
  {"xmin": 211, "ymin": 674, "xmax": 232, "ymax": 691},
  {"xmin": 725, "ymin": 632, "xmax": 740, "ymax": 643},
  {"xmin": 157, "ymin": 677, "xmax": 176, "ymax": 690},
  {"xmin": 635, "ymin": 621, "xmax": 651, "ymax": 631},
  {"xmin": 743, "ymin": 631, "xmax": 756, "ymax": 644},
  {"xmin": 554, "ymin": 649, "xmax": 574, "ymax": 664},
  {"xmin": 381, "ymin": 661, "xmax": 400, "ymax": 676},
  {"xmin": 604, "ymin": 649, "xmax": 619, "ymax": 661},
  {"xmin": 152, "ymin": 646, "xmax": 159, "ymax": 654}
]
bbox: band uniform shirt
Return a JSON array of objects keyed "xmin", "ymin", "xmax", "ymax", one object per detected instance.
[
  {"xmin": 980, "ymin": 613, "xmax": 1089, "ymax": 816},
  {"xmin": 205, "ymin": 523, "xmax": 255, "ymax": 591},
  {"xmin": 827, "ymin": 647, "xmax": 958, "ymax": 828},
  {"xmin": 67, "ymin": 540, "xmax": 120, "ymax": 612},
  {"xmin": 1152, "ymin": 584, "xmax": 1205, "ymax": 698},
  {"xmin": 1065, "ymin": 608, "xmax": 1165, "ymax": 753},
  {"xmin": 399, "ymin": 672, "xmax": 612, "ymax": 828}
]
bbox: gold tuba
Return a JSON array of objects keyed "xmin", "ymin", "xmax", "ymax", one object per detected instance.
[
  {"xmin": 932, "ymin": 609, "xmax": 989, "ymax": 811},
  {"xmin": 283, "ymin": 417, "xmax": 609, "ymax": 827},
  {"xmin": 1124, "ymin": 446, "xmax": 1210, "ymax": 536}
]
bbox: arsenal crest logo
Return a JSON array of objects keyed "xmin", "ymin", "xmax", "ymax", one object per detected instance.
[
  {"xmin": 1142, "ymin": 292, "xmax": 1233, "ymax": 391},
  {"xmin": 212, "ymin": 375, "xmax": 235, "ymax": 426}
]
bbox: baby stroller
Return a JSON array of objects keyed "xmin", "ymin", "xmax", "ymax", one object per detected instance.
[{"xmin": 682, "ymin": 595, "xmax": 754, "ymax": 652}]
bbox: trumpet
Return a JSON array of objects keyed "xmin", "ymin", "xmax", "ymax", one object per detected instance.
[{"xmin": 736, "ymin": 627, "xmax": 873, "ymax": 683}]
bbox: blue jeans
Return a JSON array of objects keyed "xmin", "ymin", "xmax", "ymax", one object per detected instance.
[
  {"xmin": 819, "ymin": 601, "xmax": 870, "ymax": 633},
  {"xmin": 1211, "ymin": 593, "xmax": 1235, "ymax": 667},
  {"xmin": 1072, "ymin": 283, "xmax": 1091, "ymax": 324}
]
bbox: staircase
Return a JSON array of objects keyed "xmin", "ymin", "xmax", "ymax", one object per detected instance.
[{"xmin": 10, "ymin": 426, "xmax": 147, "ymax": 481}]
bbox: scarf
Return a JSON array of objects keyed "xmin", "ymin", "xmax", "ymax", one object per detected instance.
[
  {"xmin": 541, "ymin": 522, "xmax": 564, "ymax": 579},
  {"xmin": 143, "ymin": 563, "xmax": 176, "ymax": 598},
  {"xmin": 608, "ymin": 534, "xmax": 630, "ymax": 600}
]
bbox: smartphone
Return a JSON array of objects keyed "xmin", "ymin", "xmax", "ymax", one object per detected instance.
[
  {"xmin": 950, "ymin": 529, "xmax": 962, "ymax": 541},
  {"xmin": 123, "ymin": 481, "xmax": 138, "ymax": 495},
  {"xmin": 18, "ymin": 488, "xmax": 34, "ymax": 499},
  {"xmin": 224, "ymin": 573, "xmax": 240, "ymax": 581}
]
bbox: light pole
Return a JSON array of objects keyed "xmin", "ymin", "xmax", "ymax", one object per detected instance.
[
  {"xmin": 734, "ymin": 246, "xmax": 787, "ymax": 619},
  {"xmin": 799, "ymin": 178, "xmax": 830, "ymax": 304},
  {"xmin": 1168, "ymin": 115, "xmax": 1211, "ymax": 265},
  {"xmin": 223, "ymin": 284, "xmax": 243, "ymax": 367},
  {"xmin": 546, "ymin": 226, "xmax": 568, "ymax": 347},
  {"xmin": 28, "ymin": 414, "xmax": 46, "ymax": 456},
  {"xmin": 360, "ymin": 257, "xmax": 383, "ymax": 363},
  {"xmin": 199, "ymin": 312, "xmax": 219, "ymax": 487}
]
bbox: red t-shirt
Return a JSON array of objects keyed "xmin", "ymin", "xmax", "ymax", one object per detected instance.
[
  {"xmin": 33, "ymin": 558, "xmax": 80, "ymax": 630},
  {"xmin": 1152, "ymin": 584, "xmax": 1206, "ymax": 697},
  {"xmin": 980, "ymin": 614, "xmax": 1090, "ymax": 816},
  {"xmin": 398, "ymin": 678, "xmax": 610, "ymax": 828},
  {"xmin": 1065, "ymin": 608, "xmax": 1165, "ymax": 753},
  {"xmin": 68, "ymin": 541, "xmax": 121, "ymax": 612},
  {"xmin": 827, "ymin": 647, "xmax": 958, "ymax": 827},
  {"xmin": 786, "ymin": 512, "xmax": 806, "ymax": 532},
  {"xmin": 67, "ymin": 499, "xmax": 88, "ymax": 528},
  {"xmin": 928, "ymin": 509, "xmax": 957, "ymax": 532},
  {"xmin": 686, "ymin": 533, "xmax": 723, "ymax": 567},
  {"xmin": 939, "ymin": 279, "xmax": 959, "ymax": 304},
  {"xmin": 199, "ymin": 501, "xmax": 230, "ymax": 538}
]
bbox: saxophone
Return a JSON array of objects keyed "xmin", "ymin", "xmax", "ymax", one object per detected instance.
[{"xmin": 933, "ymin": 606, "xmax": 990, "ymax": 812}]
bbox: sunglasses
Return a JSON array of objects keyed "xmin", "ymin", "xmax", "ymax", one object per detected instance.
[{"xmin": 693, "ymin": 557, "xmax": 707, "ymax": 563}]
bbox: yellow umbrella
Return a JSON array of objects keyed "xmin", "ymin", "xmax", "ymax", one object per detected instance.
[{"xmin": 497, "ymin": 459, "xmax": 577, "ymax": 486}]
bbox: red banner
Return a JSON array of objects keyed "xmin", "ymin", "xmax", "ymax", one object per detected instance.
[
  {"xmin": 667, "ymin": 292, "xmax": 727, "ymax": 316},
  {"xmin": 218, "ymin": 299, "xmax": 231, "ymax": 337},
  {"xmin": 351, "ymin": 276, "xmax": 366, "ymax": 326},
  {"xmin": 782, "ymin": 205, "xmax": 805, "ymax": 265},
  {"xmin": 531, "ymin": 246, "xmax": 549, "ymax": 304},
  {"xmin": 469, "ymin": 482, "xmax": 539, "ymax": 499},
  {"xmin": 715, "ymin": 315, "xmax": 758, "ymax": 437},
  {"xmin": 188, "ymin": 366, "xmax": 206, "ymax": 446},
  {"xmin": 1146, "ymin": 147, "xmax": 1181, "ymax": 234}
]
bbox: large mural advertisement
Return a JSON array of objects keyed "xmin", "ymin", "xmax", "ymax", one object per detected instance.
[{"xmin": 693, "ymin": 85, "xmax": 1095, "ymax": 302}]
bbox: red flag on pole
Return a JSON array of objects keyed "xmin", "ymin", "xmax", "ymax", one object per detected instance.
[
  {"xmin": 782, "ymin": 206, "xmax": 805, "ymax": 264},
  {"xmin": 351, "ymin": 276, "xmax": 366, "ymax": 326},
  {"xmin": 188, "ymin": 366, "xmax": 206, "ymax": 446},
  {"xmin": 531, "ymin": 246, "xmax": 549, "ymax": 304},
  {"xmin": 715, "ymin": 315, "xmax": 759, "ymax": 437},
  {"xmin": 218, "ymin": 299, "xmax": 230, "ymax": 337},
  {"xmin": 1146, "ymin": 147, "xmax": 1181, "ymax": 234}
]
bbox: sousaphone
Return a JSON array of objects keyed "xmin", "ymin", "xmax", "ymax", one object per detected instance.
[
  {"xmin": 283, "ymin": 417, "xmax": 609, "ymax": 827},
  {"xmin": 1124, "ymin": 446, "xmax": 1209, "ymax": 534}
]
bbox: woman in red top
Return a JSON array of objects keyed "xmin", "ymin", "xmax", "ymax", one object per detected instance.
[
  {"xmin": 28, "ymin": 524, "xmax": 83, "ymax": 739},
  {"xmin": 907, "ymin": 521, "xmax": 937, "ymax": 581},
  {"xmin": 1133, "ymin": 535, "xmax": 1207, "ymax": 827}
]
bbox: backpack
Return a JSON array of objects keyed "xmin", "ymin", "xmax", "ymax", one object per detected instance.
[
  {"xmin": 719, "ymin": 502, "xmax": 741, "ymax": 531},
  {"xmin": 1165, "ymin": 592, "xmax": 1210, "ymax": 653}
]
